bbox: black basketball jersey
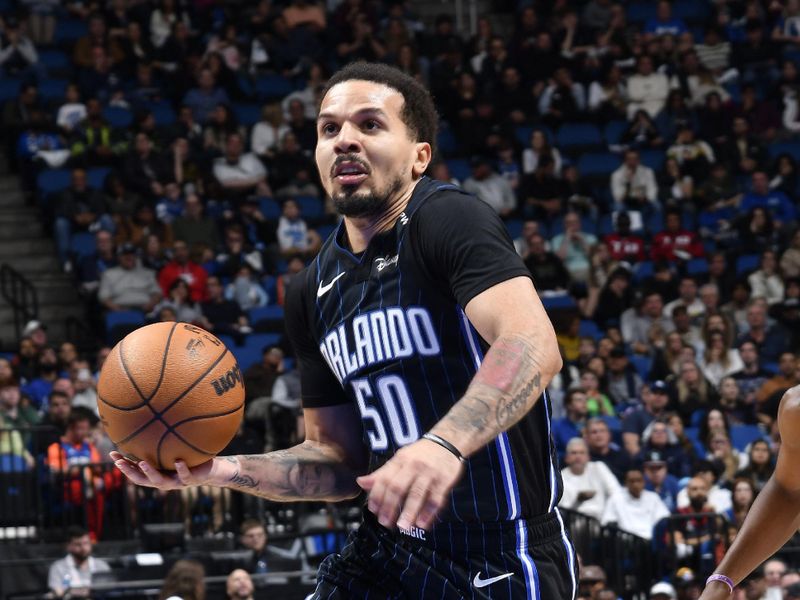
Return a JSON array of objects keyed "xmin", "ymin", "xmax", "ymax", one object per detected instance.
[{"xmin": 284, "ymin": 176, "xmax": 563, "ymax": 523}]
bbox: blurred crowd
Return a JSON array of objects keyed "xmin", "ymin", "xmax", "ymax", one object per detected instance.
[{"xmin": 2, "ymin": 0, "xmax": 800, "ymax": 596}]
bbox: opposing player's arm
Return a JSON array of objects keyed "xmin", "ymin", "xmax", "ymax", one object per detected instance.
[
  {"xmin": 429, "ymin": 275, "xmax": 562, "ymax": 457},
  {"xmin": 111, "ymin": 403, "xmax": 368, "ymax": 501},
  {"xmin": 700, "ymin": 386, "xmax": 800, "ymax": 599}
]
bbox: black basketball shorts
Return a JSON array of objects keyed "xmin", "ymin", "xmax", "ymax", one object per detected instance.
[{"xmin": 308, "ymin": 509, "xmax": 578, "ymax": 599}]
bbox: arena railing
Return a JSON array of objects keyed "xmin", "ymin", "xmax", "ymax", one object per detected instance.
[{"xmin": 0, "ymin": 263, "xmax": 38, "ymax": 348}]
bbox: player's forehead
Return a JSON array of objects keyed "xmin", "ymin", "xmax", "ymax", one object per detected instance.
[{"xmin": 318, "ymin": 80, "xmax": 404, "ymax": 122}]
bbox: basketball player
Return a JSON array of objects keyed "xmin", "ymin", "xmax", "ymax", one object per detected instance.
[
  {"xmin": 112, "ymin": 62, "xmax": 577, "ymax": 598},
  {"xmin": 700, "ymin": 387, "xmax": 800, "ymax": 599}
]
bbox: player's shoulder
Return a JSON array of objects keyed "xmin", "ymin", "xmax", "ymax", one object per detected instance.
[{"xmin": 410, "ymin": 178, "xmax": 500, "ymax": 234}]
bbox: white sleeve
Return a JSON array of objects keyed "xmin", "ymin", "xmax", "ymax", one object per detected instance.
[
  {"xmin": 251, "ymin": 123, "xmax": 273, "ymax": 155},
  {"xmin": 522, "ymin": 149, "xmax": 536, "ymax": 174},
  {"xmin": 645, "ymin": 168, "xmax": 659, "ymax": 203},
  {"xmin": 601, "ymin": 494, "xmax": 619, "ymax": 525},
  {"xmin": 588, "ymin": 81, "xmax": 604, "ymax": 111},
  {"xmin": 610, "ymin": 168, "xmax": 626, "ymax": 203},
  {"xmin": 597, "ymin": 461, "xmax": 622, "ymax": 498},
  {"xmin": 784, "ymin": 94, "xmax": 800, "ymax": 132}
]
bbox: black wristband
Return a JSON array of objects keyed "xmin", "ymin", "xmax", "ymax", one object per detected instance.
[{"xmin": 422, "ymin": 433, "xmax": 467, "ymax": 464}]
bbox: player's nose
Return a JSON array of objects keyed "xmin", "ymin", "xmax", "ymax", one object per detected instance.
[{"xmin": 333, "ymin": 122, "xmax": 363, "ymax": 154}]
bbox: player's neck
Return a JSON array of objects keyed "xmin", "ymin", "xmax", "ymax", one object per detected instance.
[{"xmin": 343, "ymin": 185, "xmax": 414, "ymax": 253}]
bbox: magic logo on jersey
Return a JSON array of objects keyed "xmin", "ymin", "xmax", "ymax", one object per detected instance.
[{"xmin": 318, "ymin": 306, "xmax": 440, "ymax": 384}]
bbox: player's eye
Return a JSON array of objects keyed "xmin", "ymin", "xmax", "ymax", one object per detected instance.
[
  {"xmin": 322, "ymin": 123, "xmax": 338, "ymax": 135},
  {"xmin": 363, "ymin": 120, "xmax": 380, "ymax": 131}
]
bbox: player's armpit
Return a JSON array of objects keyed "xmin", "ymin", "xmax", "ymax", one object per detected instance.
[{"xmin": 431, "ymin": 277, "xmax": 562, "ymax": 457}]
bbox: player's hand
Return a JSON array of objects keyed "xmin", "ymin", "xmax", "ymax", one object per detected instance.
[
  {"xmin": 355, "ymin": 438, "xmax": 465, "ymax": 531},
  {"xmin": 698, "ymin": 580, "xmax": 735, "ymax": 599},
  {"xmin": 110, "ymin": 451, "xmax": 216, "ymax": 490}
]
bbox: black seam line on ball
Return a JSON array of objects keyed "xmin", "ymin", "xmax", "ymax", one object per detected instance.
[{"xmin": 156, "ymin": 401, "xmax": 245, "ymax": 467}]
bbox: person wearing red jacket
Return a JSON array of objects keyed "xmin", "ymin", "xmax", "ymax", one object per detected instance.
[
  {"xmin": 158, "ymin": 239, "xmax": 209, "ymax": 302},
  {"xmin": 604, "ymin": 211, "xmax": 646, "ymax": 264},
  {"xmin": 651, "ymin": 209, "xmax": 704, "ymax": 263}
]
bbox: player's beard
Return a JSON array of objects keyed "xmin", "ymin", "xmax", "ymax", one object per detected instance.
[{"xmin": 333, "ymin": 174, "xmax": 405, "ymax": 219}]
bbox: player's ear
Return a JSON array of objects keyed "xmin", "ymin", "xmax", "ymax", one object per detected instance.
[{"xmin": 411, "ymin": 142, "xmax": 432, "ymax": 178}]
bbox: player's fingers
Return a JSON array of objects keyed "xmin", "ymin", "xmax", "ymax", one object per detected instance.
[
  {"xmin": 173, "ymin": 460, "xmax": 193, "ymax": 486},
  {"xmin": 356, "ymin": 474, "xmax": 375, "ymax": 491},
  {"xmin": 137, "ymin": 461, "xmax": 178, "ymax": 488},
  {"xmin": 415, "ymin": 485, "xmax": 450, "ymax": 530},
  {"xmin": 113, "ymin": 459, "xmax": 151, "ymax": 486},
  {"xmin": 396, "ymin": 478, "xmax": 431, "ymax": 531},
  {"xmin": 377, "ymin": 468, "xmax": 415, "ymax": 528}
]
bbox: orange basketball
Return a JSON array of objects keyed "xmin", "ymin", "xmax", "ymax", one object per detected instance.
[{"xmin": 97, "ymin": 322, "xmax": 245, "ymax": 469}]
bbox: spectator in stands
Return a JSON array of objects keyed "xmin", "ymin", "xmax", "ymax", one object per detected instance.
[
  {"xmin": 0, "ymin": 381, "xmax": 39, "ymax": 432},
  {"xmin": 123, "ymin": 132, "xmax": 169, "ymax": 201},
  {"xmin": 748, "ymin": 249, "xmax": 785, "ymax": 306},
  {"xmin": 642, "ymin": 450, "xmax": 681, "ymax": 512},
  {"xmin": 158, "ymin": 239, "xmax": 208, "ymax": 303},
  {"xmin": 159, "ymin": 559, "xmax": 206, "ymax": 600},
  {"xmin": 523, "ymin": 233, "xmax": 570, "ymax": 292},
  {"xmin": 627, "ymin": 54, "xmax": 673, "ymax": 119},
  {"xmin": 698, "ymin": 283, "xmax": 722, "ymax": 318},
  {"xmin": 621, "ymin": 109, "xmax": 664, "ymax": 151},
  {"xmin": 47, "ymin": 526, "xmax": 111, "ymax": 598},
  {"xmin": 276, "ymin": 198, "xmax": 321, "ymax": 259},
  {"xmin": 70, "ymin": 98, "xmax": 127, "ymax": 168},
  {"xmin": 203, "ymin": 103, "xmax": 245, "ymax": 159},
  {"xmin": 666, "ymin": 125, "xmax": 716, "ymax": 184},
  {"xmin": 736, "ymin": 439, "xmax": 775, "ymax": 492},
  {"xmin": 592, "ymin": 267, "xmax": 634, "ymax": 328},
  {"xmin": 225, "ymin": 264, "xmax": 268, "ymax": 311},
  {"xmin": 462, "ymin": 155, "xmax": 516, "ymax": 217},
  {"xmin": 602, "ymin": 467, "xmax": 670, "ymax": 540},
  {"xmin": 38, "ymin": 390, "xmax": 72, "ymax": 449},
  {"xmin": 560, "ymin": 437, "xmax": 621, "ymax": 521},
  {"xmin": 23, "ymin": 318, "xmax": 48, "ymax": 352},
  {"xmin": 667, "ymin": 306, "xmax": 701, "ymax": 351},
  {"xmin": 215, "ymin": 224, "xmax": 265, "ymax": 278},
  {"xmin": 762, "ymin": 558, "xmax": 788, "ymax": 600},
  {"xmin": 518, "ymin": 155, "xmax": 565, "ymax": 221},
  {"xmin": 538, "ymin": 66, "xmax": 586, "ymax": 128},
  {"xmin": 611, "ymin": 150, "xmax": 659, "ymax": 214},
  {"xmin": 606, "ymin": 346, "xmax": 643, "ymax": 408},
  {"xmin": 621, "ymin": 291, "xmax": 673, "ymax": 355},
  {"xmin": 677, "ymin": 460, "xmax": 731, "ymax": 513},
  {"xmin": 586, "ymin": 417, "xmax": 630, "ymax": 481},
  {"xmin": 98, "ymin": 242, "xmax": 162, "ymax": 313},
  {"xmin": 69, "ymin": 360, "xmax": 98, "ymax": 416},
  {"xmin": 699, "ymin": 330, "xmax": 744, "ymax": 387},
  {"xmin": 664, "ymin": 277, "xmax": 705, "ymax": 321},
  {"xmin": 644, "ymin": 0, "xmax": 687, "ymax": 37},
  {"xmin": 553, "ymin": 388, "xmax": 589, "ymax": 457},
  {"xmin": 183, "ymin": 68, "xmax": 230, "ymax": 125},
  {"xmin": 54, "ymin": 168, "xmax": 112, "ymax": 272},
  {"xmin": 623, "ymin": 381, "xmax": 671, "ymax": 456},
  {"xmin": 706, "ymin": 431, "xmax": 743, "ymax": 485},
  {"xmin": 2, "ymin": 82, "xmax": 39, "ymax": 169},
  {"xmin": 151, "ymin": 278, "xmax": 203, "ymax": 323},
  {"xmin": 155, "ymin": 182, "xmax": 185, "ymax": 225},
  {"xmin": 269, "ymin": 131, "xmax": 316, "ymax": 193},
  {"xmin": 756, "ymin": 350, "xmax": 799, "ymax": 408},
  {"xmin": 671, "ymin": 359, "xmax": 720, "ymax": 424},
  {"xmin": 104, "ymin": 173, "xmax": 139, "ymax": 231},
  {"xmin": 522, "ymin": 128, "xmax": 562, "ymax": 176},
  {"xmin": 226, "ymin": 568, "xmax": 255, "ymax": 600},
  {"xmin": 577, "ymin": 565, "xmax": 609, "ymax": 600},
  {"xmin": 734, "ymin": 20, "xmax": 779, "ymax": 91},
  {"xmin": 717, "ymin": 376, "xmax": 750, "ymax": 424},
  {"xmin": 213, "ymin": 132, "xmax": 271, "ymax": 200},
  {"xmin": 641, "ymin": 418, "xmax": 693, "ymax": 479},
  {"xmin": 605, "ymin": 212, "xmax": 645, "ymax": 265},
  {"xmin": 251, "ymin": 104, "xmax": 289, "ymax": 164},
  {"xmin": 239, "ymin": 518, "xmax": 296, "ymax": 575},
  {"xmin": 270, "ymin": 367, "xmax": 302, "ymax": 451},
  {"xmin": 72, "ymin": 12, "xmax": 123, "ymax": 69},
  {"xmin": 551, "ymin": 212, "xmax": 597, "ymax": 283},
  {"xmin": 720, "ymin": 117, "xmax": 765, "ymax": 177},
  {"xmin": 780, "ymin": 230, "xmax": 800, "ymax": 279},
  {"xmin": 672, "ymin": 476, "xmax": 724, "ymax": 571},
  {"xmin": 172, "ymin": 194, "xmax": 220, "ymax": 252},
  {"xmin": 741, "ymin": 171, "xmax": 796, "ymax": 230},
  {"xmin": 22, "ymin": 347, "xmax": 59, "ymax": 409},
  {"xmin": 199, "ymin": 275, "xmax": 250, "ymax": 339},
  {"xmin": 651, "ymin": 209, "xmax": 704, "ymax": 264},
  {"xmin": 581, "ymin": 369, "xmax": 615, "ymax": 417},
  {"xmin": 0, "ymin": 358, "xmax": 14, "ymax": 389},
  {"xmin": 736, "ymin": 300, "xmax": 788, "ymax": 363},
  {"xmin": 723, "ymin": 477, "xmax": 756, "ymax": 530},
  {"xmin": 243, "ymin": 345, "xmax": 284, "ymax": 404}
]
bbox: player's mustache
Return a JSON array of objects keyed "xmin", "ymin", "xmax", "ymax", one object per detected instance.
[{"xmin": 332, "ymin": 155, "xmax": 371, "ymax": 177}]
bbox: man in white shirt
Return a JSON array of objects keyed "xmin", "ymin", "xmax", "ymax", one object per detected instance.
[
  {"xmin": 461, "ymin": 156, "xmax": 516, "ymax": 217},
  {"xmin": 213, "ymin": 132, "xmax": 272, "ymax": 199},
  {"xmin": 602, "ymin": 468, "xmax": 671, "ymax": 540},
  {"xmin": 560, "ymin": 437, "xmax": 621, "ymax": 521},
  {"xmin": 48, "ymin": 526, "xmax": 111, "ymax": 597},
  {"xmin": 663, "ymin": 276, "xmax": 706, "ymax": 320},
  {"xmin": 676, "ymin": 460, "xmax": 732, "ymax": 514},
  {"xmin": 627, "ymin": 55, "xmax": 673, "ymax": 118},
  {"xmin": 611, "ymin": 150, "xmax": 659, "ymax": 212}
]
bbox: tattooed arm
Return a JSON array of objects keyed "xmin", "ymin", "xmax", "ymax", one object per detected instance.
[
  {"xmin": 358, "ymin": 276, "xmax": 562, "ymax": 530},
  {"xmin": 111, "ymin": 403, "xmax": 369, "ymax": 501},
  {"xmin": 429, "ymin": 276, "xmax": 562, "ymax": 457}
]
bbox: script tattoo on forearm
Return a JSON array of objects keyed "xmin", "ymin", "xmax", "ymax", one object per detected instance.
[
  {"xmin": 223, "ymin": 443, "xmax": 362, "ymax": 501},
  {"xmin": 438, "ymin": 334, "xmax": 545, "ymax": 440}
]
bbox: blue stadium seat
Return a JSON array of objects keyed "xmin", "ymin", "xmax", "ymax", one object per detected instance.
[
  {"xmin": 245, "ymin": 332, "xmax": 282, "ymax": 351},
  {"xmin": 730, "ymin": 425, "xmax": 766, "ymax": 451},
  {"xmin": 149, "ymin": 103, "xmax": 176, "ymax": 126},
  {"xmin": 735, "ymin": 254, "xmax": 760, "ymax": 275},
  {"xmin": 698, "ymin": 207, "xmax": 734, "ymax": 234},
  {"xmin": 578, "ymin": 319, "xmax": 602, "ymax": 340},
  {"xmin": 577, "ymin": 153, "xmax": 621, "ymax": 178},
  {"xmin": 598, "ymin": 214, "xmax": 615, "ymax": 236},
  {"xmin": 296, "ymin": 195, "xmax": 323, "ymax": 219},
  {"xmin": 640, "ymin": 149, "xmax": 665, "ymax": 171},
  {"xmin": 626, "ymin": 2, "xmax": 657, "ymax": 22},
  {"xmin": 87, "ymin": 167, "xmax": 111, "ymax": 189},
  {"xmin": 556, "ymin": 123, "xmax": 603, "ymax": 151},
  {"xmin": 436, "ymin": 127, "xmax": 457, "ymax": 157},
  {"xmin": 38, "ymin": 79, "xmax": 68, "ymax": 101},
  {"xmin": 541, "ymin": 294, "xmax": 576, "ymax": 310},
  {"xmin": 258, "ymin": 197, "xmax": 281, "ymax": 220},
  {"xmin": 445, "ymin": 158, "xmax": 471, "ymax": 182},
  {"xmin": 581, "ymin": 216, "xmax": 597, "ymax": 236},
  {"xmin": 255, "ymin": 74, "xmax": 293, "ymax": 101},
  {"xmin": 233, "ymin": 103, "xmax": 261, "ymax": 127},
  {"xmin": 0, "ymin": 454, "xmax": 28, "ymax": 473},
  {"xmin": 673, "ymin": 0, "xmax": 711, "ymax": 23},
  {"xmin": 505, "ymin": 219, "xmax": 523, "ymax": 240},
  {"xmin": 217, "ymin": 334, "xmax": 237, "ymax": 349},
  {"xmin": 39, "ymin": 50, "xmax": 70, "ymax": 72},
  {"xmin": 604, "ymin": 120, "xmax": 628, "ymax": 146},
  {"xmin": 69, "ymin": 232, "xmax": 96, "ymax": 260},
  {"xmin": 36, "ymin": 169, "xmax": 71, "ymax": 196},
  {"xmin": 230, "ymin": 346, "xmax": 262, "ymax": 371},
  {"xmin": 514, "ymin": 125, "xmax": 534, "ymax": 147},
  {"xmin": 105, "ymin": 310, "xmax": 144, "ymax": 343},
  {"xmin": 646, "ymin": 211, "xmax": 664, "ymax": 235},
  {"xmin": 686, "ymin": 258, "xmax": 709, "ymax": 276},
  {"xmin": 249, "ymin": 306, "xmax": 284, "ymax": 325},
  {"xmin": 767, "ymin": 141, "xmax": 800, "ymax": 161},
  {"xmin": 633, "ymin": 260, "xmax": 654, "ymax": 282},
  {"xmin": 103, "ymin": 106, "xmax": 133, "ymax": 128},
  {"xmin": 630, "ymin": 355, "xmax": 652, "ymax": 379},
  {"xmin": 54, "ymin": 20, "xmax": 88, "ymax": 44},
  {"xmin": 0, "ymin": 78, "xmax": 21, "ymax": 103}
]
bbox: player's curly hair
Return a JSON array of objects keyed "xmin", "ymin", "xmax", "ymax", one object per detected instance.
[{"xmin": 319, "ymin": 62, "xmax": 438, "ymax": 156}]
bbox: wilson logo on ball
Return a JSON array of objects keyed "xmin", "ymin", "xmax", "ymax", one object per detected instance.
[{"xmin": 211, "ymin": 365, "xmax": 242, "ymax": 396}]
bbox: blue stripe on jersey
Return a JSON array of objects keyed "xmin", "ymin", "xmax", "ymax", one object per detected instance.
[
  {"xmin": 540, "ymin": 390, "xmax": 559, "ymax": 511},
  {"xmin": 516, "ymin": 520, "xmax": 540, "ymax": 600}
]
